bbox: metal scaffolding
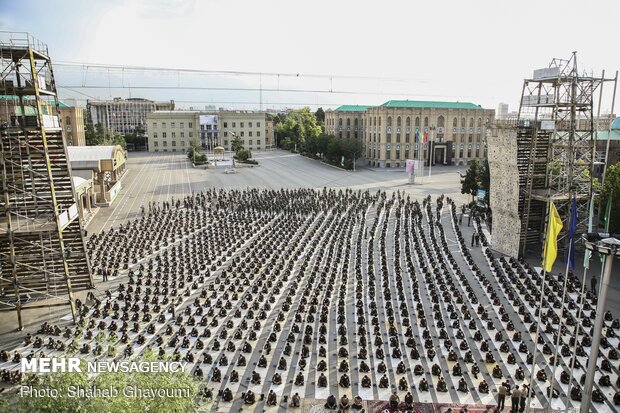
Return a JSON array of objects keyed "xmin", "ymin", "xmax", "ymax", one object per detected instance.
[
  {"xmin": 516, "ymin": 53, "xmax": 618, "ymax": 258},
  {"xmin": 0, "ymin": 31, "xmax": 93, "ymax": 330}
]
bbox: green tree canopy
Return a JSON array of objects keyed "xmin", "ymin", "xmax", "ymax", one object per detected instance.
[
  {"xmin": 461, "ymin": 159, "xmax": 481, "ymax": 202},
  {"xmin": 275, "ymin": 107, "xmax": 322, "ymax": 152},
  {"xmin": 602, "ymin": 161, "xmax": 620, "ymax": 232}
]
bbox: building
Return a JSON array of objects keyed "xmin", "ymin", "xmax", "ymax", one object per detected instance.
[
  {"xmin": 59, "ymin": 102, "xmax": 86, "ymax": 146},
  {"xmin": 326, "ymin": 100, "xmax": 494, "ymax": 168},
  {"xmin": 219, "ymin": 111, "xmax": 270, "ymax": 152},
  {"xmin": 497, "ymin": 103, "xmax": 509, "ymax": 119},
  {"xmin": 325, "ymin": 105, "xmax": 373, "ymax": 139},
  {"xmin": 88, "ymin": 97, "xmax": 175, "ymax": 135},
  {"xmin": 146, "ymin": 111, "xmax": 200, "ymax": 152},
  {"xmin": 147, "ymin": 110, "xmax": 273, "ymax": 153},
  {"xmin": 67, "ymin": 145, "xmax": 127, "ymax": 205}
]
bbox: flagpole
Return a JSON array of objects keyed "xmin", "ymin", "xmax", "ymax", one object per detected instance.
[
  {"xmin": 526, "ymin": 195, "xmax": 552, "ymax": 413},
  {"xmin": 564, "ymin": 195, "xmax": 593, "ymax": 412},
  {"xmin": 548, "ymin": 194, "xmax": 575, "ymax": 409}
]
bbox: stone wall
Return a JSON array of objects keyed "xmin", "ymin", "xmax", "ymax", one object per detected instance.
[{"xmin": 487, "ymin": 128, "xmax": 521, "ymax": 257}]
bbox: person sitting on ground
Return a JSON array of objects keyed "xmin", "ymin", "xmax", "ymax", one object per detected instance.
[
  {"xmin": 479, "ymin": 379, "xmax": 489, "ymax": 393},
  {"xmin": 437, "ymin": 377, "xmax": 448, "ymax": 392},
  {"xmin": 266, "ymin": 390, "xmax": 277, "ymax": 406},
  {"xmin": 352, "ymin": 395, "xmax": 363, "ymax": 409},
  {"xmin": 291, "ymin": 392, "xmax": 301, "ymax": 407},
  {"xmin": 419, "ymin": 377, "xmax": 429, "ymax": 391},
  {"xmin": 458, "ymin": 377, "xmax": 469, "ymax": 392},
  {"xmin": 340, "ymin": 394, "xmax": 350, "ymax": 409},
  {"xmin": 244, "ymin": 390, "xmax": 256, "ymax": 405},
  {"xmin": 325, "ymin": 394, "xmax": 338, "ymax": 409}
]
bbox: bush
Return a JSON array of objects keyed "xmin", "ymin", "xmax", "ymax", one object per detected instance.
[{"xmin": 235, "ymin": 148, "xmax": 251, "ymax": 162}]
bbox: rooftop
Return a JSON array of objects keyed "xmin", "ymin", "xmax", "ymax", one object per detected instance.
[
  {"xmin": 334, "ymin": 105, "xmax": 374, "ymax": 112},
  {"xmin": 67, "ymin": 145, "xmax": 120, "ymax": 161},
  {"xmin": 380, "ymin": 100, "xmax": 484, "ymax": 110}
]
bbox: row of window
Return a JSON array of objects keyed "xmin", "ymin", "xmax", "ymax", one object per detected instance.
[
  {"xmin": 152, "ymin": 122, "xmax": 194, "ymax": 129},
  {"xmin": 222, "ymin": 121, "xmax": 261, "ymax": 128},
  {"xmin": 152, "ymin": 132, "xmax": 194, "ymax": 139},
  {"xmin": 152, "ymin": 140, "xmax": 187, "ymax": 147},
  {"xmin": 222, "ymin": 131, "xmax": 260, "ymax": 137},
  {"xmin": 328, "ymin": 116, "xmax": 487, "ymax": 128},
  {"xmin": 366, "ymin": 146, "xmax": 487, "ymax": 160}
]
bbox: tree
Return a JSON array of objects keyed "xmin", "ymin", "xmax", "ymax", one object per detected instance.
[
  {"xmin": 601, "ymin": 161, "xmax": 620, "ymax": 233},
  {"xmin": 85, "ymin": 122, "xmax": 100, "ymax": 146},
  {"xmin": 275, "ymin": 107, "xmax": 322, "ymax": 153},
  {"xmin": 314, "ymin": 107, "xmax": 325, "ymax": 124},
  {"xmin": 231, "ymin": 135, "xmax": 244, "ymax": 153},
  {"xmin": 461, "ymin": 159, "xmax": 481, "ymax": 202},
  {"xmin": 235, "ymin": 148, "xmax": 251, "ymax": 162},
  {"xmin": 479, "ymin": 159, "xmax": 491, "ymax": 206}
]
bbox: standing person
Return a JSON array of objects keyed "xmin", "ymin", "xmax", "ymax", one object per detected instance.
[
  {"xmin": 102, "ymin": 267, "xmax": 109, "ymax": 282},
  {"xmin": 475, "ymin": 232, "xmax": 480, "ymax": 246},
  {"xmin": 471, "ymin": 232, "xmax": 476, "ymax": 247},
  {"xmin": 591, "ymin": 275, "xmax": 598, "ymax": 295},
  {"xmin": 497, "ymin": 382, "xmax": 507, "ymax": 411},
  {"xmin": 511, "ymin": 385, "xmax": 520, "ymax": 413},
  {"xmin": 519, "ymin": 384, "xmax": 528, "ymax": 413}
]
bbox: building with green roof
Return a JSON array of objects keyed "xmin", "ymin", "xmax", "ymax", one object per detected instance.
[{"xmin": 325, "ymin": 99, "xmax": 494, "ymax": 168}]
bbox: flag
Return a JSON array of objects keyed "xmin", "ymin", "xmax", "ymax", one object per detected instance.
[
  {"xmin": 414, "ymin": 130, "xmax": 419, "ymax": 143},
  {"xmin": 564, "ymin": 195, "xmax": 577, "ymax": 270},
  {"xmin": 542, "ymin": 201, "xmax": 563, "ymax": 273},
  {"xmin": 583, "ymin": 196, "xmax": 594, "ymax": 269},
  {"xmin": 423, "ymin": 130, "xmax": 428, "ymax": 143}
]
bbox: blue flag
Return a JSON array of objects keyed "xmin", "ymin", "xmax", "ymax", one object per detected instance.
[{"xmin": 565, "ymin": 195, "xmax": 577, "ymax": 270}]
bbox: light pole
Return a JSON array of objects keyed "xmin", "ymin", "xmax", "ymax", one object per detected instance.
[
  {"xmin": 580, "ymin": 233, "xmax": 620, "ymax": 413},
  {"xmin": 428, "ymin": 125, "xmax": 436, "ymax": 178}
]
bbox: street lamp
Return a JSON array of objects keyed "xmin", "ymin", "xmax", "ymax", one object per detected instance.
[
  {"xmin": 428, "ymin": 125, "xmax": 436, "ymax": 178},
  {"xmin": 580, "ymin": 232, "xmax": 620, "ymax": 413}
]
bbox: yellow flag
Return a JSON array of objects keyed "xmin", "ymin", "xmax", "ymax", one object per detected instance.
[{"xmin": 542, "ymin": 201, "xmax": 563, "ymax": 272}]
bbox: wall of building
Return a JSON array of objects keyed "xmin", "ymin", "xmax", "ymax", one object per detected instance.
[
  {"xmin": 487, "ymin": 128, "xmax": 521, "ymax": 258},
  {"xmin": 219, "ymin": 111, "xmax": 267, "ymax": 152},
  {"xmin": 89, "ymin": 98, "xmax": 175, "ymax": 135},
  {"xmin": 146, "ymin": 111, "xmax": 200, "ymax": 152},
  {"xmin": 60, "ymin": 106, "xmax": 86, "ymax": 146}
]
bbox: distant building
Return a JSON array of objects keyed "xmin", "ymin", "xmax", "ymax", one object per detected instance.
[
  {"xmin": 146, "ymin": 111, "xmax": 200, "ymax": 152},
  {"xmin": 88, "ymin": 97, "xmax": 175, "ymax": 135},
  {"xmin": 59, "ymin": 102, "xmax": 86, "ymax": 146},
  {"xmin": 497, "ymin": 103, "xmax": 509, "ymax": 119},
  {"xmin": 146, "ymin": 110, "xmax": 273, "ymax": 153},
  {"xmin": 325, "ymin": 100, "xmax": 495, "ymax": 167}
]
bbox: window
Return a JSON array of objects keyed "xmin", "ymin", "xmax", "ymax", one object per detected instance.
[
  {"xmin": 224, "ymin": 140, "xmax": 228, "ymax": 146},
  {"xmin": 224, "ymin": 131, "xmax": 228, "ymax": 137},
  {"xmin": 257, "ymin": 131, "xmax": 260, "ymax": 137},
  {"xmin": 438, "ymin": 116, "xmax": 445, "ymax": 127},
  {"xmin": 162, "ymin": 132, "xmax": 167, "ymax": 138},
  {"xmin": 249, "ymin": 131, "xmax": 253, "ymax": 137},
  {"xmin": 339, "ymin": 118, "xmax": 342, "ymax": 126},
  {"xmin": 257, "ymin": 122, "xmax": 260, "ymax": 127},
  {"xmin": 162, "ymin": 122, "xmax": 167, "ymax": 128},
  {"xmin": 240, "ymin": 131, "xmax": 244, "ymax": 137},
  {"xmin": 347, "ymin": 118, "xmax": 351, "ymax": 127},
  {"xmin": 224, "ymin": 122, "xmax": 228, "ymax": 128},
  {"xmin": 188, "ymin": 122, "xmax": 193, "ymax": 128},
  {"xmin": 180, "ymin": 132, "xmax": 185, "ymax": 138},
  {"xmin": 232, "ymin": 122, "xmax": 236, "ymax": 128},
  {"xmin": 415, "ymin": 117, "xmax": 420, "ymax": 127},
  {"xmin": 163, "ymin": 141, "xmax": 168, "ymax": 147},
  {"xmin": 172, "ymin": 141, "xmax": 176, "ymax": 146},
  {"xmin": 249, "ymin": 122, "xmax": 252, "ymax": 128},
  {"xmin": 181, "ymin": 141, "xmax": 185, "ymax": 146},
  {"xmin": 406, "ymin": 117, "xmax": 410, "ymax": 127},
  {"xmin": 153, "ymin": 122, "xmax": 157, "ymax": 129},
  {"xmin": 249, "ymin": 140, "xmax": 253, "ymax": 145},
  {"xmin": 257, "ymin": 140, "xmax": 261, "ymax": 145},
  {"xmin": 171, "ymin": 122, "xmax": 175, "ymax": 128},
  {"xmin": 180, "ymin": 122, "xmax": 184, "ymax": 128},
  {"xmin": 453, "ymin": 118, "xmax": 458, "ymax": 127},
  {"xmin": 172, "ymin": 132, "xmax": 176, "ymax": 138},
  {"xmin": 153, "ymin": 141, "xmax": 159, "ymax": 147},
  {"xmin": 424, "ymin": 117, "xmax": 429, "ymax": 128},
  {"xmin": 189, "ymin": 132, "xmax": 193, "ymax": 137},
  {"xmin": 152, "ymin": 132, "xmax": 158, "ymax": 139},
  {"xmin": 240, "ymin": 122, "xmax": 244, "ymax": 128},
  {"xmin": 387, "ymin": 116, "xmax": 392, "ymax": 127}
]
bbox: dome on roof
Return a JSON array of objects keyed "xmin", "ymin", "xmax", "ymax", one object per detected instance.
[{"xmin": 611, "ymin": 117, "xmax": 620, "ymax": 130}]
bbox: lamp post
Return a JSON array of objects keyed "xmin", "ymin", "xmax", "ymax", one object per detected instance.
[
  {"xmin": 580, "ymin": 233, "xmax": 620, "ymax": 413},
  {"xmin": 428, "ymin": 125, "xmax": 436, "ymax": 178}
]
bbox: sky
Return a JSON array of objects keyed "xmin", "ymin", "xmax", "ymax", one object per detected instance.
[{"xmin": 1, "ymin": 0, "xmax": 619, "ymax": 113}]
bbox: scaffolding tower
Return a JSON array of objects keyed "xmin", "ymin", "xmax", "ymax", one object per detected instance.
[
  {"xmin": 517, "ymin": 53, "xmax": 617, "ymax": 258},
  {"xmin": 0, "ymin": 31, "xmax": 93, "ymax": 330}
]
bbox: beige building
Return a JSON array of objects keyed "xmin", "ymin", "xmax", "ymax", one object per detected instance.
[
  {"xmin": 326, "ymin": 100, "xmax": 495, "ymax": 168},
  {"xmin": 147, "ymin": 110, "xmax": 273, "ymax": 153},
  {"xmin": 59, "ymin": 102, "xmax": 86, "ymax": 146},
  {"xmin": 147, "ymin": 111, "xmax": 200, "ymax": 152}
]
